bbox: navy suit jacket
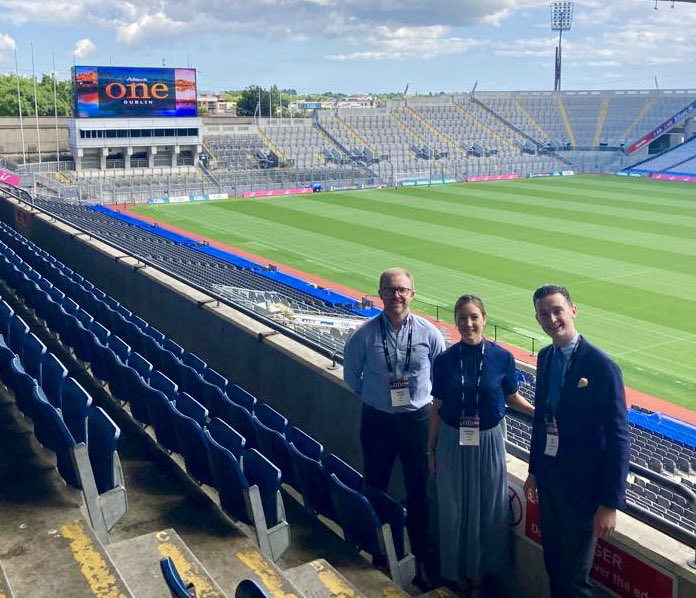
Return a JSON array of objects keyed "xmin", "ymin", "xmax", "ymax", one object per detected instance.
[{"xmin": 529, "ymin": 336, "xmax": 630, "ymax": 516}]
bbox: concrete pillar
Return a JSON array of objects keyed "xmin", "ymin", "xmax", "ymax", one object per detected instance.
[
  {"xmin": 172, "ymin": 145, "xmax": 179, "ymax": 168},
  {"xmin": 100, "ymin": 147, "xmax": 108, "ymax": 171},
  {"xmin": 149, "ymin": 146, "xmax": 156, "ymax": 169},
  {"xmin": 126, "ymin": 146, "xmax": 134, "ymax": 170}
]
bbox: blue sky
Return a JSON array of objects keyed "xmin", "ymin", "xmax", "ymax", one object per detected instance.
[{"xmin": 1, "ymin": 1, "xmax": 695, "ymax": 94}]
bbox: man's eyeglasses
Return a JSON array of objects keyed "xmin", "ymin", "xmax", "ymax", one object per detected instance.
[{"xmin": 380, "ymin": 286, "xmax": 413, "ymax": 296}]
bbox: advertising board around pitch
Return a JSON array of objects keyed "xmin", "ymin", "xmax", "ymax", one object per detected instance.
[{"xmin": 73, "ymin": 66, "xmax": 197, "ymax": 118}]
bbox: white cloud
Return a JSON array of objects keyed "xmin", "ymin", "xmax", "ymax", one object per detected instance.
[
  {"xmin": 0, "ymin": 33, "xmax": 16, "ymax": 53},
  {"xmin": 329, "ymin": 25, "xmax": 481, "ymax": 61},
  {"xmin": 73, "ymin": 38, "xmax": 97, "ymax": 59},
  {"xmin": 116, "ymin": 11, "xmax": 188, "ymax": 45}
]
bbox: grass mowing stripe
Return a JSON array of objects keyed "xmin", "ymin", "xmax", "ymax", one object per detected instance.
[
  {"xmin": 259, "ymin": 196, "xmax": 696, "ymax": 302},
  {"xmin": 344, "ymin": 187, "xmax": 696, "ymax": 251},
  {"xmin": 309, "ymin": 192, "xmax": 696, "ymax": 277},
  {"xmin": 400, "ymin": 185, "xmax": 696, "ymax": 238},
  {"xmin": 131, "ymin": 175, "xmax": 696, "ymax": 408},
  {"xmin": 139, "ymin": 198, "xmax": 696, "ymax": 334}
]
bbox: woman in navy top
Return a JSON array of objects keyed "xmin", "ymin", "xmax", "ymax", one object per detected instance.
[{"xmin": 427, "ymin": 295, "xmax": 534, "ymax": 596}]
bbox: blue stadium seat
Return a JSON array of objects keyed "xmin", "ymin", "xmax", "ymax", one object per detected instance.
[
  {"xmin": 128, "ymin": 351, "xmax": 153, "ymax": 382},
  {"xmin": 175, "ymin": 392, "xmax": 208, "ymax": 427},
  {"xmin": 157, "ymin": 348, "xmax": 184, "ymax": 387},
  {"xmin": 203, "ymin": 367, "xmax": 228, "ymax": 392},
  {"xmin": 61, "ymin": 377, "xmax": 93, "ymax": 445},
  {"xmin": 108, "ymin": 335, "xmax": 131, "ymax": 364},
  {"xmin": 228, "ymin": 385, "xmax": 256, "ymax": 413},
  {"xmin": 0, "ymin": 336, "xmax": 15, "ymax": 394},
  {"xmin": 172, "ymin": 398, "xmax": 215, "ymax": 486},
  {"xmin": 204, "ymin": 427, "xmax": 253, "ymax": 523},
  {"xmin": 241, "ymin": 448, "xmax": 290, "ymax": 560},
  {"xmin": 8, "ymin": 314, "xmax": 29, "ymax": 359},
  {"xmin": 22, "ymin": 332, "xmax": 47, "ymax": 381},
  {"xmin": 121, "ymin": 365, "xmax": 154, "ymax": 426},
  {"xmin": 40, "ymin": 352, "xmax": 68, "ymax": 409},
  {"xmin": 31, "ymin": 386, "xmax": 80, "ymax": 489},
  {"xmin": 329, "ymin": 474, "xmax": 415, "ymax": 588},
  {"xmin": 150, "ymin": 370, "xmax": 178, "ymax": 402},
  {"xmin": 287, "ymin": 427, "xmax": 334, "ymax": 518},
  {"xmin": 10, "ymin": 357, "xmax": 41, "ymax": 418},
  {"xmin": 162, "ymin": 337, "xmax": 184, "ymax": 358},
  {"xmin": 324, "ymin": 453, "xmax": 363, "ymax": 492},
  {"xmin": 146, "ymin": 385, "xmax": 180, "ymax": 453},
  {"xmin": 159, "ymin": 557, "xmax": 196, "ymax": 598},
  {"xmin": 87, "ymin": 406, "xmax": 122, "ymax": 495},
  {"xmin": 182, "ymin": 352, "xmax": 206, "ymax": 375},
  {"xmin": 221, "ymin": 398, "xmax": 260, "ymax": 451},
  {"xmin": 252, "ymin": 403, "xmax": 293, "ymax": 487},
  {"xmin": 207, "ymin": 417, "xmax": 245, "ymax": 461},
  {"xmin": 243, "ymin": 449, "xmax": 282, "ymax": 529},
  {"xmin": 235, "ymin": 579, "xmax": 270, "ymax": 598}
]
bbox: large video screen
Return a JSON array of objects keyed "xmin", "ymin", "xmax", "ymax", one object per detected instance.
[{"xmin": 73, "ymin": 66, "xmax": 197, "ymax": 118}]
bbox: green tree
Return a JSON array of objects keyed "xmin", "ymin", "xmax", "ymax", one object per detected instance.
[
  {"xmin": 236, "ymin": 85, "xmax": 289, "ymax": 118},
  {"xmin": 0, "ymin": 73, "xmax": 73, "ymax": 117}
]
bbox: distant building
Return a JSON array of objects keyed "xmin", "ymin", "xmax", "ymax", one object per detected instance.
[{"xmin": 197, "ymin": 94, "xmax": 237, "ymax": 116}]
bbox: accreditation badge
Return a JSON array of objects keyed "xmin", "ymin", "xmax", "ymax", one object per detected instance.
[
  {"xmin": 545, "ymin": 419, "xmax": 559, "ymax": 457},
  {"xmin": 389, "ymin": 378, "xmax": 411, "ymax": 407},
  {"xmin": 459, "ymin": 416, "xmax": 480, "ymax": 447}
]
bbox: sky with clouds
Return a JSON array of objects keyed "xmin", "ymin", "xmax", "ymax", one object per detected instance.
[{"xmin": 0, "ymin": 0, "xmax": 694, "ymax": 94}]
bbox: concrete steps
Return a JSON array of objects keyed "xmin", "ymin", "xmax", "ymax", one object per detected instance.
[
  {"xmin": 284, "ymin": 559, "xmax": 366, "ymax": 597},
  {"xmin": 0, "ymin": 393, "xmax": 133, "ymax": 597},
  {"xmin": 0, "ymin": 516, "xmax": 133, "ymax": 598},
  {"xmin": 108, "ymin": 528, "xmax": 262, "ymax": 597}
]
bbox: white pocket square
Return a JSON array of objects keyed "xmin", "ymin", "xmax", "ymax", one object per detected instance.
[{"xmin": 577, "ymin": 378, "xmax": 589, "ymax": 388}]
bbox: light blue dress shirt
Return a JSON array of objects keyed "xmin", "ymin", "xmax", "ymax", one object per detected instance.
[{"xmin": 343, "ymin": 313, "xmax": 446, "ymax": 413}]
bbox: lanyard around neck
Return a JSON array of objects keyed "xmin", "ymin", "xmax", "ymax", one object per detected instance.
[
  {"xmin": 460, "ymin": 339, "xmax": 485, "ymax": 414},
  {"xmin": 379, "ymin": 315, "xmax": 413, "ymax": 377}
]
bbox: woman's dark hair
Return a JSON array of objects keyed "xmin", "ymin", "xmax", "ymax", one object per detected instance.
[{"xmin": 454, "ymin": 294, "xmax": 487, "ymax": 318}]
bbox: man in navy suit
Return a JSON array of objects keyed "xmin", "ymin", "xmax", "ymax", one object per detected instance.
[{"xmin": 524, "ymin": 284, "xmax": 629, "ymax": 597}]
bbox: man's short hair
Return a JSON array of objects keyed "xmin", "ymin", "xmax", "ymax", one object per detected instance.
[
  {"xmin": 379, "ymin": 268, "xmax": 415, "ymax": 290},
  {"xmin": 533, "ymin": 284, "xmax": 572, "ymax": 307}
]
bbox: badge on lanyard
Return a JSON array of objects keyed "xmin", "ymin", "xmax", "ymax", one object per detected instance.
[
  {"xmin": 381, "ymin": 317, "xmax": 413, "ymax": 408},
  {"xmin": 459, "ymin": 415, "xmax": 480, "ymax": 447},
  {"xmin": 545, "ymin": 418, "xmax": 559, "ymax": 457},
  {"xmin": 458, "ymin": 341, "xmax": 484, "ymax": 447},
  {"xmin": 390, "ymin": 378, "xmax": 411, "ymax": 407}
]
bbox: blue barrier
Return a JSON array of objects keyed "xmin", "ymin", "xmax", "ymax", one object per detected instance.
[
  {"xmin": 196, "ymin": 245, "xmax": 264, "ymax": 271},
  {"xmin": 257, "ymin": 270, "xmax": 357, "ymax": 307},
  {"xmin": 628, "ymin": 408, "xmax": 696, "ymax": 449},
  {"xmin": 86, "ymin": 205, "xmax": 369, "ymax": 313},
  {"xmin": 89, "ymin": 206, "xmax": 197, "ymax": 247}
]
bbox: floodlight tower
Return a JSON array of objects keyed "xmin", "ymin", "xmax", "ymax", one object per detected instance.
[{"xmin": 550, "ymin": 2, "xmax": 573, "ymax": 91}]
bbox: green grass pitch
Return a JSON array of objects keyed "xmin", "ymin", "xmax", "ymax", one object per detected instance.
[{"xmin": 130, "ymin": 175, "xmax": 696, "ymax": 410}]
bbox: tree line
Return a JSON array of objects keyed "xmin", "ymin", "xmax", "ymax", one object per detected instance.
[{"xmin": 0, "ymin": 74, "xmax": 72, "ymax": 117}]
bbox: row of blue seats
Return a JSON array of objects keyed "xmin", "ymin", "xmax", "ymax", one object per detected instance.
[
  {"xmin": 0, "ymin": 297, "xmax": 126, "ymax": 543},
  {"xmin": 0, "ymin": 223, "xmax": 415, "ymax": 585}
]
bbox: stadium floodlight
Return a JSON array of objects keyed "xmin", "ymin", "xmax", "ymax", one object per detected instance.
[{"xmin": 550, "ymin": 2, "xmax": 574, "ymax": 91}]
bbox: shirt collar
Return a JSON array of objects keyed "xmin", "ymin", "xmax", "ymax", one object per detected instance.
[{"xmin": 558, "ymin": 332, "xmax": 580, "ymax": 359}]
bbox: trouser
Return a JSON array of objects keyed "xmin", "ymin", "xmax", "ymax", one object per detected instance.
[
  {"xmin": 538, "ymin": 469, "xmax": 597, "ymax": 598},
  {"xmin": 360, "ymin": 403, "xmax": 430, "ymax": 561}
]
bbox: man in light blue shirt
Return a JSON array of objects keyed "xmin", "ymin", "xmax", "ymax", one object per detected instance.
[{"xmin": 343, "ymin": 268, "xmax": 445, "ymax": 590}]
